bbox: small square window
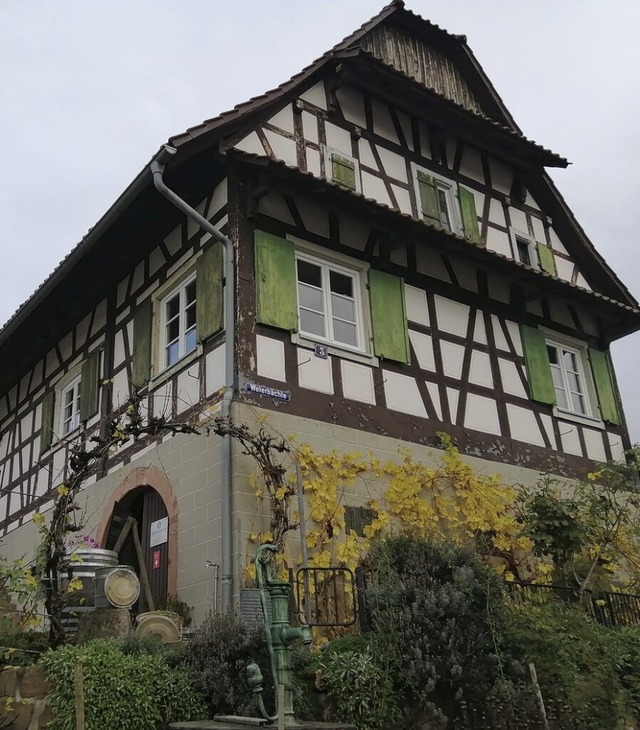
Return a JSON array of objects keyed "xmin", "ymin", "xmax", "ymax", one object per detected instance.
[
  {"xmin": 295, "ymin": 250, "xmax": 366, "ymax": 352},
  {"xmin": 159, "ymin": 274, "xmax": 197, "ymax": 370},
  {"xmin": 60, "ymin": 376, "xmax": 81, "ymax": 436},
  {"xmin": 546, "ymin": 340, "xmax": 592, "ymax": 417},
  {"xmin": 511, "ymin": 229, "xmax": 537, "ymax": 268},
  {"xmin": 325, "ymin": 147, "xmax": 360, "ymax": 192},
  {"xmin": 414, "ymin": 167, "xmax": 461, "ymax": 233}
]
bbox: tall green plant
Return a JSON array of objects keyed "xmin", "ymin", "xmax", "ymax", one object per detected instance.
[{"xmin": 366, "ymin": 536, "xmax": 505, "ymax": 726}]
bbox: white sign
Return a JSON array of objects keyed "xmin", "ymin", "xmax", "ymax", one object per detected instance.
[{"xmin": 149, "ymin": 517, "xmax": 168, "ymax": 548}]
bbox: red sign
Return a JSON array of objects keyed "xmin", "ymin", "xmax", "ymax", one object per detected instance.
[{"xmin": 152, "ymin": 550, "xmax": 160, "ymax": 570}]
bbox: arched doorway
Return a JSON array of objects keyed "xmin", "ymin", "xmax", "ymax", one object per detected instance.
[
  {"xmin": 103, "ymin": 485, "xmax": 168, "ymax": 612},
  {"xmin": 97, "ymin": 466, "xmax": 179, "ymax": 613}
]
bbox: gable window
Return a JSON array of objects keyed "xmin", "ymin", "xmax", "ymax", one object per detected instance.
[
  {"xmin": 160, "ymin": 275, "xmax": 197, "ymax": 369},
  {"xmin": 254, "ymin": 230, "xmax": 410, "ymax": 364},
  {"xmin": 416, "ymin": 169, "xmax": 458, "ymax": 232},
  {"xmin": 512, "ymin": 230, "xmax": 537, "ymax": 268},
  {"xmin": 412, "ymin": 164, "xmax": 481, "ymax": 244},
  {"xmin": 520, "ymin": 325, "xmax": 621, "ymax": 425},
  {"xmin": 325, "ymin": 147, "xmax": 360, "ymax": 193},
  {"xmin": 61, "ymin": 376, "xmax": 81, "ymax": 435},
  {"xmin": 296, "ymin": 253, "xmax": 363, "ymax": 350}
]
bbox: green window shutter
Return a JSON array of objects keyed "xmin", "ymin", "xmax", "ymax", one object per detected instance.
[
  {"xmin": 459, "ymin": 186, "xmax": 481, "ymax": 244},
  {"xmin": 132, "ymin": 299, "xmax": 153, "ymax": 388},
  {"xmin": 80, "ymin": 349, "xmax": 100, "ymax": 422},
  {"xmin": 536, "ymin": 243, "xmax": 557, "ymax": 276},
  {"xmin": 520, "ymin": 325, "xmax": 556, "ymax": 405},
  {"xmin": 589, "ymin": 348, "xmax": 621, "ymax": 425},
  {"xmin": 40, "ymin": 390, "xmax": 55, "ymax": 453},
  {"xmin": 196, "ymin": 242, "xmax": 224, "ymax": 342},
  {"xmin": 331, "ymin": 153, "xmax": 356, "ymax": 191},
  {"xmin": 254, "ymin": 230, "xmax": 297, "ymax": 331},
  {"xmin": 417, "ymin": 171, "xmax": 440, "ymax": 223},
  {"xmin": 369, "ymin": 269, "xmax": 410, "ymax": 364}
]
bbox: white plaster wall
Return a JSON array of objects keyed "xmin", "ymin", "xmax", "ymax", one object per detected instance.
[
  {"xmin": 256, "ymin": 336, "xmax": 286, "ymax": 382},
  {"xmin": 336, "ymin": 87, "xmax": 367, "ymax": 128},
  {"xmin": 264, "ymin": 129, "xmax": 297, "ymax": 167},
  {"xmin": 383, "ymin": 370, "xmax": 427, "ymax": 417},
  {"xmin": 299, "ymin": 82, "xmax": 327, "ymax": 110},
  {"xmin": 434, "ymin": 295, "xmax": 469, "ymax": 338}
]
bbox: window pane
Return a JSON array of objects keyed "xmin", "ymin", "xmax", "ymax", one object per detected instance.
[
  {"xmin": 185, "ymin": 327, "xmax": 197, "ymax": 354},
  {"xmin": 437, "ymin": 189, "xmax": 451, "ymax": 230},
  {"xmin": 571, "ymin": 391, "xmax": 586, "ymax": 414},
  {"xmin": 186, "ymin": 302, "xmax": 197, "ymax": 329},
  {"xmin": 331, "ymin": 293, "xmax": 355, "ymax": 322},
  {"xmin": 185, "ymin": 280, "xmax": 196, "ymax": 305},
  {"xmin": 333, "ymin": 320, "xmax": 358, "ymax": 347},
  {"xmin": 300, "ymin": 309, "xmax": 325, "ymax": 337},
  {"xmin": 167, "ymin": 318, "xmax": 180, "ymax": 343},
  {"xmin": 563, "ymin": 350, "xmax": 578, "ymax": 372},
  {"xmin": 567, "ymin": 371, "xmax": 582, "ymax": 394},
  {"xmin": 329, "ymin": 270, "xmax": 353, "ymax": 298},
  {"xmin": 298, "ymin": 283, "xmax": 323, "ymax": 313},
  {"xmin": 517, "ymin": 239, "xmax": 531, "ymax": 266},
  {"xmin": 166, "ymin": 341, "xmax": 180, "ymax": 367},
  {"xmin": 166, "ymin": 294, "xmax": 180, "ymax": 321},
  {"xmin": 297, "ymin": 259, "xmax": 322, "ymax": 287},
  {"xmin": 547, "ymin": 345, "xmax": 559, "ymax": 365}
]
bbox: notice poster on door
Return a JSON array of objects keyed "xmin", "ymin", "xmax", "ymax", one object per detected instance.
[
  {"xmin": 152, "ymin": 550, "xmax": 161, "ymax": 570},
  {"xmin": 149, "ymin": 517, "xmax": 168, "ymax": 548}
]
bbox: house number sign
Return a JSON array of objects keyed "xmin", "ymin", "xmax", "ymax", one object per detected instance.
[{"xmin": 149, "ymin": 517, "xmax": 168, "ymax": 548}]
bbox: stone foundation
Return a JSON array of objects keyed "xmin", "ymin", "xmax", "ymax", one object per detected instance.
[{"xmin": 0, "ymin": 666, "xmax": 53, "ymax": 730}]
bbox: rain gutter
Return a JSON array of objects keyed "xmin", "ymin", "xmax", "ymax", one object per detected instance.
[{"xmin": 150, "ymin": 144, "xmax": 236, "ymax": 612}]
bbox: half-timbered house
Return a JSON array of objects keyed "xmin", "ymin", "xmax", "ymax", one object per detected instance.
[{"xmin": 1, "ymin": 1, "xmax": 639, "ymax": 622}]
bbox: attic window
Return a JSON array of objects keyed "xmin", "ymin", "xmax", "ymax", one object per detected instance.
[{"xmin": 325, "ymin": 147, "xmax": 360, "ymax": 192}]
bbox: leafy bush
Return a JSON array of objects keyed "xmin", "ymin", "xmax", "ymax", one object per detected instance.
[
  {"xmin": 317, "ymin": 647, "xmax": 398, "ymax": 730},
  {"xmin": 502, "ymin": 602, "xmax": 627, "ymax": 730},
  {"xmin": 0, "ymin": 631, "xmax": 48, "ymax": 667},
  {"xmin": 179, "ymin": 611, "xmax": 272, "ymax": 717},
  {"xmin": 367, "ymin": 536, "xmax": 505, "ymax": 724},
  {"xmin": 40, "ymin": 639, "xmax": 204, "ymax": 730}
]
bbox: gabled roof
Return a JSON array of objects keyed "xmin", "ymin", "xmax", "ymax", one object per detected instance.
[{"xmin": 0, "ymin": 1, "xmax": 638, "ymax": 391}]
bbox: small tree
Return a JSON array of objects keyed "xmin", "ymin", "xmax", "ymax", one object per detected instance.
[{"xmin": 516, "ymin": 447, "xmax": 640, "ymax": 594}]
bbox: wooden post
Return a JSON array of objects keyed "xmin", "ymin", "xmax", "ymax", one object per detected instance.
[
  {"xmin": 112, "ymin": 516, "xmax": 134, "ymax": 555},
  {"xmin": 74, "ymin": 663, "xmax": 85, "ymax": 730},
  {"xmin": 529, "ymin": 662, "xmax": 550, "ymax": 730},
  {"xmin": 131, "ymin": 519, "xmax": 155, "ymax": 611}
]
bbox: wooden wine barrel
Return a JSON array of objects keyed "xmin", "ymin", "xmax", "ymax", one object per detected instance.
[{"xmin": 60, "ymin": 549, "xmax": 118, "ymax": 633}]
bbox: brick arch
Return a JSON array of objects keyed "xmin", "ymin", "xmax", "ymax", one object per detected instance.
[{"xmin": 97, "ymin": 465, "xmax": 179, "ymax": 597}]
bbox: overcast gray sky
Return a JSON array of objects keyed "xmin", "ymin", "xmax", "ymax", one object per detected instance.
[{"xmin": 2, "ymin": 1, "xmax": 639, "ymax": 442}]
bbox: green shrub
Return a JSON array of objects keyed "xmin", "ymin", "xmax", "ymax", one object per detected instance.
[
  {"xmin": 40, "ymin": 639, "xmax": 205, "ymax": 730},
  {"xmin": 0, "ymin": 631, "xmax": 48, "ymax": 668},
  {"xmin": 179, "ymin": 611, "xmax": 272, "ymax": 717},
  {"xmin": 317, "ymin": 647, "xmax": 398, "ymax": 730},
  {"xmin": 367, "ymin": 536, "xmax": 505, "ymax": 724},
  {"xmin": 611, "ymin": 625, "xmax": 640, "ymax": 722},
  {"xmin": 502, "ymin": 602, "xmax": 626, "ymax": 730}
]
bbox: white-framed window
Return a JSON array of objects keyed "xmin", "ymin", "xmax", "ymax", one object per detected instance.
[
  {"xmin": 545, "ymin": 339, "xmax": 593, "ymax": 418},
  {"xmin": 324, "ymin": 147, "xmax": 360, "ymax": 193},
  {"xmin": 412, "ymin": 164, "xmax": 462, "ymax": 234},
  {"xmin": 60, "ymin": 376, "xmax": 81, "ymax": 436},
  {"xmin": 511, "ymin": 229, "xmax": 538, "ymax": 268},
  {"xmin": 159, "ymin": 274, "xmax": 197, "ymax": 370},
  {"xmin": 295, "ymin": 249, "xmax": 367, "ymax": 352}
]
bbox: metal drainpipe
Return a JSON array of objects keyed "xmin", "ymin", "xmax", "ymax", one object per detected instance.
[{"xmin": 150, "ymin": 144, "xmax": 235, "ymax": 611}]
